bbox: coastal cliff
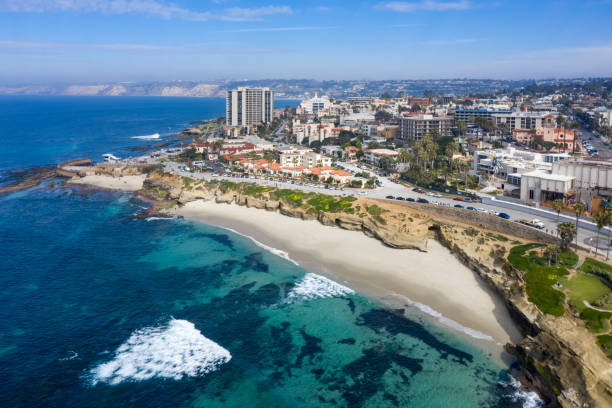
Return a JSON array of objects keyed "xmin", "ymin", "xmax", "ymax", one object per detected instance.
[{"xmin": 73, "ymin": 167, "xmax": 612, "ymax": 407}]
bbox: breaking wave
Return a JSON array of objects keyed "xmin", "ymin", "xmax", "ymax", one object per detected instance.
[
  {"xmin": 286, "ymin": 273, "xmax": 354, "ymax": 303},
  {"xmin": 391, "ymin": 293, "xmax": 494, "ymax": 341},
  {"xmin": 88, "ymin": 319, "xmax": 231, "ymax": 385},
  {"xmin": 131, "ymin": 133, "xmax": 160, "ymax": 140},
  {"xmin": 499, "ymin": 375, "xmax": 544, "ymax": 408}
]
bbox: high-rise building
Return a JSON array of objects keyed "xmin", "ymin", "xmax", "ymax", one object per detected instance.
[
  {"xmin": 226, "ymin": 87, "xmax": 273, "ymax": 126},
  {"xmin": 399, "ymin": 114, "xmax": 454, "ymax": 141}
]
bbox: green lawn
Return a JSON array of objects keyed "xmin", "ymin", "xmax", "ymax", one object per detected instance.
[
  {"xmin": 563, "ymin": 272, "xmax": 611, "ymax": 312},
  {"xmin": 508, "ymin": 243, "xmax": 569, "ymax": 316},
  {"xmin": 580, "ymin": 258, "xmax": 612, "ymax": 286},
  {"xmin": 579, "ymin": 308, "xmax": 612, "ymax": 333}
]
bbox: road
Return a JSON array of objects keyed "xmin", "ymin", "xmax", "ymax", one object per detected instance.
[
  {"xmin": 157, "ymin": 159, "xmax": 609, "ymax": 254},
  {"xmin": 577, "ymin": 129, "xmax": 612, "ymax": 159}
]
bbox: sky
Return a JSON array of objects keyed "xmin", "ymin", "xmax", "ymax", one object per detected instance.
[{"xmin": 0, "ymin": 0, "xmax": 611, "ymax": 84}]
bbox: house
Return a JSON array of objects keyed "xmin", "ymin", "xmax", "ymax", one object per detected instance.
[{"xmin": 364, "ymin": 148, "xmax": 399, "ymax": 167}]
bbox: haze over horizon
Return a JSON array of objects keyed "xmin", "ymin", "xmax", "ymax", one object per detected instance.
[{"xmin": 1, "ymin": 0, "xmax": 611, "ymax": 84}]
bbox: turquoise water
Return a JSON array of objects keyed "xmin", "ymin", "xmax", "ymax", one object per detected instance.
[
  {"xmin": 0, "ymin": 187, "xmax": 530, "ymax": 407},
  {"xmin": 0, "ymin": 96, "xmax": 537, "ymax": 407}
]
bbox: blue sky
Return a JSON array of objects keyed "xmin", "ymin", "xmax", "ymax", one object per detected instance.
[{"xmin": 0, "ymin": 0, "xmax": 611, "ymax": 84}]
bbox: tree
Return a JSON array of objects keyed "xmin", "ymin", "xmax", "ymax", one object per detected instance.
[
  {"xmin": 456, "ymin": 120, "xmax": 467, "ymax": 136},
  {"xmin": 411, "ymin": 104, "xmax": 421, "ymax": 112},
  {"xmin": 381, "ymin": 92, "xmax": 393, "ymax": 99},
  {"xmin": 375, "ymin": 110, "xmax": 392, "ymax": 122},
  {"xmin": 553, "ymin": 199, "xmax": 564, "ymax": 221},
  {"xmin": 444, "ymin": 141, "xmax": 458, "ymax": 165},
  {"xmin": 557, "ymin": 222, "xmax": 577, "ymax": 250},
  {"xmin": 594, "ymin": 211, "xmax": 608, "ymax": 257},
  {"xmin": 378, "ymin": 156, "xmax": 396, "ymax": 172},
  {"xmin": 573, "ymin": 202, "xmax": 585, "ymax": 249},
  {"xmin": 544, "ymin": 245, "xmax": 557, "ymax": 266},
  {"xmin": 606, "ymin": 211, "xmax": 612, "ymax": 261}
]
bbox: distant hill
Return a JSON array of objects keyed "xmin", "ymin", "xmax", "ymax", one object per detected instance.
[{"xmin": 0, "ymin": 78, "xmax": 604, "ymax": 99}]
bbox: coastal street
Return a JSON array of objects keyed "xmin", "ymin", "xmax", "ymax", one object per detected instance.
[{"xmin": 159, "ymin": 160, "xmax": 609, "ymax": 255}]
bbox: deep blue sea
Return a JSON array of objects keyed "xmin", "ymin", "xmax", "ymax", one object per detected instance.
[{"xmin": 0, "ymin": 96, "xmax": 538, "ymax": 407}]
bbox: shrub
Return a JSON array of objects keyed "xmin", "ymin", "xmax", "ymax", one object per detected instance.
[{"xmin": 579, "ymin": 308, "xmax": 612, "ymax": 333}]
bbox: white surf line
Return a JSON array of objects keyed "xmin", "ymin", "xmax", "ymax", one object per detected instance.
[
  {"xmin": 219, "ymin": 226, "xmax": 300, "ymax": 266},
  {"xmin": 131, "ymin": 133, "xmax": 160, "ymax": 140},
  {"xmin": 389, "ymin": 292, "xmax": 495, "ymax": 342}
]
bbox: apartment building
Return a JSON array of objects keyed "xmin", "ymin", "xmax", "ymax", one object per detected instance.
[
  {"xmin": 455, "ymin": 108, "xmax": 512, "ymax": 124},
  {"xmin": 226, "ymin": 87, "xmax": 274, "ymax": 126},
  {"xmin": 399, "ymin": 114, "xmax": 454, "ymax": 141},
  {"xmin": 278, "ymin": 146, "xmax": 332, "ymax": 168},
  {"xmin": 298, "ymin": 93, "xmax": 331, "ymax": 116},
  {"xmin": 491, "ymin": 111, "xmax": 551, "ymax": 131}
]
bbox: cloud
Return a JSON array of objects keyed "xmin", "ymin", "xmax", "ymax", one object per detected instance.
[
  {"xmin": 225, "ymin": 26, "xmax": 336, "ymax": 33},
  {"xmin": 0, "ymin": 39, "xmax": 286, "ymax": 54},
  {"xmin": 0, "ymin": 1, "xmax": 292, "ymax": 21},
  {"xmin": 377, "ymin": 1, "xmax": 474, "ymax": 12}
]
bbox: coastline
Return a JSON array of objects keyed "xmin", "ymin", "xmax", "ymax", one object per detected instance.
[{"xmin": 173, "ymin": 199, "xmax": 523, "ymax": 355}]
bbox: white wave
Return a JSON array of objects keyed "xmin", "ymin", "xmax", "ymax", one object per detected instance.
[
  {"xmin": 286, "ymin": 273, "xmax": 354, "ymax": 303},
  {"xmin": 132, "ymin": 133, "xmax": 161, "ymax": 140},
  {"xmin": 145, "ymin": 216, "xmax": 172, "ymax": 221},
  {"xmin": 221, "ymin": 226, "xmax": 299, "ymax": 265},
  {"xmin": 88, "ymin": 319, "xmax": 231, "ymax": 385},
  {"xmin": 59, "ymin": 351, "xmax": 79, "ymax": 361},
  {"xmin": 390, "ymin": 293, "xmax": 494, "ymax": 341},
  {"xmin": 499, "ymin": 375, "xmax": 544, "ymax": 408}
]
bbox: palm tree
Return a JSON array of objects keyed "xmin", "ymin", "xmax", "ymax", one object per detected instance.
[
  {"xmin": 573, "ymin": 202, "xmax": 585, "ymax": 249},
  {"xmin": 544, "ymin": 245, "xmax": 556, "ymax": 266},
  {"xmin": 593, "ymin": 211, "xmax": 608, "ymax": 257},
  {"xmin": 553, "ymin": 199, "xmax": 564, "ymax": 222},
  {"xmin": 557, "ymin": 222, "xmax": 577, "ymax": 251}
]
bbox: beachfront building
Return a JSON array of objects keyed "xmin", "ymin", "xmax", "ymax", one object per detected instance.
[
  {"xmin": 473, "ymin": 147, "xmax": 570, "ymax": 176},
  {"xmin": 519, "ymin": 170, "xmax": 575, "ymax": 204},
  {"xmin": 226, "ymin": 87, "xmax": 274, "ymax": 126},
  {"xmin": 399, "ymin": 114, "xmax": 454, "ymax": 141},
  {"xmin": 552, "ymin": 158, "xmax": 612, "ymax": 209},
  {"xmin": 279, "ymin": 146, "xmax": 332, "ymax": 168}
]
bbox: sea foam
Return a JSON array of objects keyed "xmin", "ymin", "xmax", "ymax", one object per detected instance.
[
  {"xmin": 499, "ymin": 375, "xmax": 544, "ymax": 408},
  {"xmin": 286, "ymin": 273, "xmax": 354, "ymax": 303},
  {"xmin": 131, "ymin": 133, "xmax": 160, "ymax": 140},
  {"xmin": 221, "ymin": 226, "xmax": 299, "ymax": 265},
  {"xmin": 88, "ymin": 319, "xmax": 231, "ymax": 385},
  {"xmin": 391, "ymin": 293, "xmax": 494, "ymax": 341}
]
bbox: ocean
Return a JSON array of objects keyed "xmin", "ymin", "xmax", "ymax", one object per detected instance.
[{"xmin": 0, "ymin": 96, "xmax": 539, "ymax": 407}]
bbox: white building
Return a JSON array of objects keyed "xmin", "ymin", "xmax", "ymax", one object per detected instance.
[
  {"xmin": 491, "ymin": 111, "xmax": 552, "ymax": 131},
  {"xmin": 298, "ymin": 93, "xmax": 331, "ymax": 116},
  {"xmin": 519, "ymin": 170, "xmax": 574, "ymax": 204},
  {"xmin": 364, "ymin": 148, "xmax": 399, "ymax": 167},
  {"xmin": 279, "ymin": 146, "xmax": 332, "ymax": 168},
  {"xmin": 552, "ymin": 158, "xmax": 612, "ymax": 204},
  {"xmin": 226, "ymin": 87, "xmax": 274, "ymax": 126}
]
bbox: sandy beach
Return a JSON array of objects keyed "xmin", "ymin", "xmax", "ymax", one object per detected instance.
[
  {"xmin": 174, "ymin": 200, "xmax": 523, "ymax": 351},
  {"xmin": 69, "ymin": 174, "xmax": 146, "ymax": 191}
]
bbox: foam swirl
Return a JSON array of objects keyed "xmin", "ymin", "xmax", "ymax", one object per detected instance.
[{"xmin": 89, "ymin": 319, "xmax": 231, "ymax": 385}]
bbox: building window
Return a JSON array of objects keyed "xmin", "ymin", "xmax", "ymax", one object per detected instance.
[{"xmin": 529, "ymin": 190, "xmax": 534, "ymax": 200}]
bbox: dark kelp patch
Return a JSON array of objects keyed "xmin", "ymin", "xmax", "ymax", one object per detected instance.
[{"xmin": 356, "ymin": 309, "xmax": 473, "ymax": 365}]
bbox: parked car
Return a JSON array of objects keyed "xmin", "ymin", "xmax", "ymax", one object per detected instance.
[
  {"xmin": 406, "ymin": 197, "xmax": 415, "ymax": 202},
  {"xmin": 498, "ymin": 212, "xmax": 510, "ymax": 219},
  {"xmin": 396, "ymin": 196, "xmax": 406, "ymax": 201},
  {"xmin": 454, "ymin": 204, "xmax": 464, "ymax": 208},
  {"xmin": 466, "ymin": 206, "xmax": 475, "ymax": 211},
  {"xmin": 453, "ymin": 197, "xmax": 463, "ymax": 201},
  {"xmin": 386, "ymin": 195, "xmax": 395, "ymax": 199},
  {"xmin": 417, "ymin": 198, "xmax": 429, "ymax": 204}
]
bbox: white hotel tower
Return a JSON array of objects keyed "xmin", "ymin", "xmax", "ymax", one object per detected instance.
[{"xmin": 226, "ymin": 87, "xmax": 274, "ymax": 126}]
